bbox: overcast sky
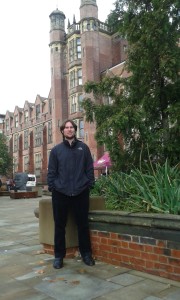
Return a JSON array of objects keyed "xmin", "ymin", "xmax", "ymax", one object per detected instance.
[{"xmin": 0, "ymin": 0, "xmax": 115, "ymax": 114}]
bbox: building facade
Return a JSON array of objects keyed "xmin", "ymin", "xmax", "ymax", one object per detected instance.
[{"xmin": 2, "ymin": 0, "xmax": 127, "ymax": 183}]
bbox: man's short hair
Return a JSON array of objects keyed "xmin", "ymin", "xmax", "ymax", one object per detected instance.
[{"xmin": 60, "ymin": 119, "xmax": 77, "ymax": 134}]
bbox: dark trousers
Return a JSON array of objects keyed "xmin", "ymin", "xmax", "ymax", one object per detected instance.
[{"xmin": 52, "ymin": 188, "xmax": 92, "ymax": 258}]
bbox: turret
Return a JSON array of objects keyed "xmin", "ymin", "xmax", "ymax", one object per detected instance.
[
  {"xmin": 80, "ymin": 0, "xmax": 98, "ymax": 20},
  {"xmin": 49, "ymin": 9, "xmax": 66, "ymax": 45},
  {"xmin": 49, "ymin": 8, "xmax": 68, "ymax": 145}
]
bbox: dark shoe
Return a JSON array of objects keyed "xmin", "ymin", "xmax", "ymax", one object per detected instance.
[
  {"xmin": 53, "ymin": 257, "xmax": 63, "ymax": 269},
  {"xmin": 82, "ymin": 255, "xmax": 95, "ymax": 266}
]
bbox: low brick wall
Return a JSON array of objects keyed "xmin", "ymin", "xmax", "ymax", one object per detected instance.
[
  {"xmin": 10, "ymin": 191, "xmax": 38, "ymax": 199},
  {"xmin": 89, "ymin": 211, "xmax": 180, "ymax": 282}
]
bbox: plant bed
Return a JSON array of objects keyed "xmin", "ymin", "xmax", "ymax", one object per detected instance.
[
  {"xmin": 10, "ymin": 190, "xmax": 38, "ymax": 199},
  {"xmin": 91, "ymin": 162, "xmax": 180, "ymax": 215}
]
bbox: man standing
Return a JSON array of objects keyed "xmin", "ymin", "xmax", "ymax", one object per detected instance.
[{"xmin": 47, "ymin": 119, "xmax": 95, "ymax": 269}]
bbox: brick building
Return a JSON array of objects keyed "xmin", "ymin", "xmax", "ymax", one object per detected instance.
[{"xmin": 2, "ymin": 0, "xmax": 127, "ymax": 183}]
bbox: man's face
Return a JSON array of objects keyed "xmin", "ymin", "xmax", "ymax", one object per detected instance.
[{"xmin": 63, "ymin": 122, "xmax": 76, "ymax": 140}]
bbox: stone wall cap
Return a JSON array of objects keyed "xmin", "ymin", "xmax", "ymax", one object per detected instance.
[
  {"xmin": 88, "ymin": 210, "xmax": 180, "ymax": 230},
  {"xmin": 89, "ymin": 210, "xmax": 180, "ymax": 220}
]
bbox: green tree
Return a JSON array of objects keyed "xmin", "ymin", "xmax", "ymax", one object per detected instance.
[
  {"xmin": 83, "ymin": 0, "xmax": 180, "ymax": 171},
  {"xmin": 0, "ymin": 133, "xmax": 13, "ymax": 176}
]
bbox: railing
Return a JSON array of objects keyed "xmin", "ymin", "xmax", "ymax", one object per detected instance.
[{"xmin": 67, "ymin": 20, "xmax": 111, "ymax": 35}]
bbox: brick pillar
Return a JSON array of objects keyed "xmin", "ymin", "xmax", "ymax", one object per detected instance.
[
  {"xmin": 28, "ymin": 131, "xmax": 34, "ymax": 174},
  {"xmin": 9, "ymin": 136, "xmax": 13, "ymax": 178},
  {"xmin": 18, "ymin": 134, "xmax": 23, "ymax": 172}
]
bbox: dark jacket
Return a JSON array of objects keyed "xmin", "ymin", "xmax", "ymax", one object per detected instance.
[{"xmin": 47, "ymin": 139, "xmax": 95, "ymax": 196}]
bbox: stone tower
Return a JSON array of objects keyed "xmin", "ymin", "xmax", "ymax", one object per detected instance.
[
  {"xmin": 80, "ymin": 0, "xmax": 98, "ymax": 19},
  {"xmin": 80, "ymin": 0, "xmax": 99, "ymax": 83},
  {"xmin": 79, "ymin": 0, "xmax": 101, "ymax": 160},
  {"xmin": 49, "ymin": 9, "xmax": 68, "ymax": 145}
]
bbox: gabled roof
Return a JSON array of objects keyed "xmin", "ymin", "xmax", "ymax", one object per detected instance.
[
  {"xmin": 24, "ymin": 100, "xmax": 34, "ymax": 110},
  {"xmin": 14, "ymin": 106, "xmax": 23, "ymax": 114},
  {"xmin": 5, "ymin": 111, "xmax": 13, "ymax": 118}
]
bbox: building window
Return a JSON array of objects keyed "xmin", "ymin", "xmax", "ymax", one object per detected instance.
[
  {"xmin": 70, "ymin": 95, "xmax": 77, "ymax": 113},
  {"xmin": 36, "ymin": 104, "xmax": 40, "ymax": 120},
  {"xmin": 24, "ymin": 110, "xmax": 29, "ymax": 124},
  {"xmin": 69, "ymin": 38, "xmax": 81, "ymax": 62},
  {"xmin": 70, "ymin": 68, "xmax": 82, "ymax": 88},
  {"xmin": 78, "ymin": 94, "xmax": 83, "ymax": 111},
  {"xmin": 69, "ymin": 39, "xmax": 74, "ymax": 62},
  {"xmin": 35, "ymin": 125, "xmax": 42, "ymax": 147},
  {"xmin": 87, "ymin": 22, "xmax": 90, "ymax": 30},
  {"xmin": 79, "ymin": 120, "xmax": 84, "ymax": 138},
  {"xmin": 14, "ymin": 115, "xmax": 18, "ymax": 128},
  {"xmin": 29, "ymin": 106, "xmax": 33, "ymax": 119},
  {"xmin": 24, "ymin": 156, "xmax": 29, "ymax": 172},
  {"xmin": 70, "ymin": 94, "xmax": 83, "ymax": 114},
  {"xmin": 49, "ymin": 99, "xmax": 52, "ymax": 115},
  {"xmin": 93, "ymin": 21, "xmax": 97, "ymax": 30},
  {"xmin": 70, "ymin": 70, "xmax": 76, "ymax": 88},
  {"xmin": 13, "ymin": 157, "xmax": 18, "ymax": 173},
  {"xmin": 14, "ymin": 133, "xmax": 18, "ymax": 152},
  {"xmin": 92, "ymin": 153, "xmax": 96, "ymax": 162},
  {"xmin": 19, "ymin": 113, "xmax": 22, "ymax": 125},
  {"xmin": 47, "ymin": 150, "xmax": 51, "ymax": 165},
  {"xmin": 85, "ymin": 132, "xmax": 88, "ymax": 142},
  {"xmin": 123, "ymin": 45, "xmax": 128, "ymax": 52},
  {"xmin": 35, "ymin": 153, "xmax": 41, "ymax": 170},
  {"xmin": 76, "ymin": 38, "xmax": 81, "ymax": 59},
  {"xmin": 77, "ymin": 69, "xmax": 82, "ymax": 85},
  {"xmin": 6, "ymin": 119, "xmax": 9, "ymax": 131},
  {"xmin": 24, "ymin": 130, "xmax": 29, "ymax": 149},
  {"xmin": 48, "ymin": 121, "xmax": 52, "ymax": 143},
  {"xmin": 74, "ymin": 119, "xmax": 84, "ymax": 139}
]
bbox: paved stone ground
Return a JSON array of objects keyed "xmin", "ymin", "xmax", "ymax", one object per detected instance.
[{"xmin": 0, "ymin": 195, "xmax": 180, "ymax": 300}]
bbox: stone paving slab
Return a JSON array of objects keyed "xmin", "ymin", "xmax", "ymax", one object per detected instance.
[
  {"xmin": 35, "ymin": 270, "xmax": 122, "ymax": 300},
  {"xmin": 65, "ymin": 259, "xmax": 131, "ymax": 280},
  {"xmin": 157, "ymin": 287, "xmax": 180, "ymax": 300},
  {"xmin": 130, "ymin": 270, "xmax": 180, "ymax": 288},
  {"xmin": 1, "ymin": 285, "xmax": 48, "ymax": 300},
  {"xmin": 0, "ymin": 281, "xmax": 30, "ymax": 299},
  {"xmin": 95, "ymin": 279, "xmax": 170, "ymax": 300},
  {"xmin": 107, "ymin": 272, "xmax": 145, "ymax": 286}
]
